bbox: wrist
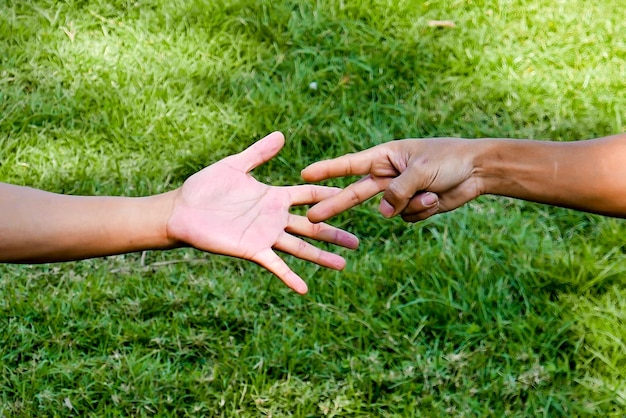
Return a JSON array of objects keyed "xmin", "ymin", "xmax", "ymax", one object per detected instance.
[
  {"xmin": 468, "ymin": 139, "xmax": 499, "ymax": 197},
  {"xmin": 469, "ymin": 138, "xmax": 564, "ymax": 200},
  {"xmin": 144, "ymin": 190, "xmax": 182, "ymax": 250}
]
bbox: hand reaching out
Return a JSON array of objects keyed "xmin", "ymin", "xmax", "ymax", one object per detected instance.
[
  {"xmin": 301, "ymin": 134, "xmax": 626, "ymax": 222},
  {"xmin": 6, "ymin": 134, "xmax": 621, "ymax": 279},
  {"xmin": 301, "ymin": 138, "xmax": 482, "ymax": 223},
  {"xmin": 0, "ymin": 131, "xmax": 357, "ymax": 295},
  {"xmin": 166, "ymin": 132, "xmax": 359, "ymax": 294}
]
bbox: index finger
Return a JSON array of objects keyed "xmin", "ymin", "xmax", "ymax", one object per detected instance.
[
  {"xmin": 307, "ymin": 175, "xmax": 391, "ymax": 223},
  {"xmin": 301, "ymin": 147, "xmax": 381, "ymax": 182}
]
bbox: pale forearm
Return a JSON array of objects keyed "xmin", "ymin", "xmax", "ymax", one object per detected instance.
[
  {"xmin": 0, "ymin": 183, "xmax": 179, "ymax": 262},
  {"xmin": 473, "ymin": 133, "xmax": 626, "ymax": 217}
]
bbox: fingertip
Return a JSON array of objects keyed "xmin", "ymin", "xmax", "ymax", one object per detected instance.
[
  {"xmin": 379, "ymin": 199, "xmax": 395, "ymax": 218},
  {"xmin": 306, "ymin": 207, "xmax": 325, "ymax": 224},
  {"xmin": 286, "ymin": 272, "xmax": 308, "ymax": 294},
  {"xmin": 274, "ymin": 131, "xmax": 285, "ymax": 144},
  {"xmin": 336, "ymin": 257, "xmax": 347, "ymax": 270},
  {"xmin": 421, "ymin": 192, "xmax": 439, "ymax": 207},
  {"xmin": 263, "ymin": 131, "xmax": 285, "ymax": 152},
  {"xmin": 322, "ymin": 252, "xmax": 347, "ymax": 270},
  {"xmin": 265, "ymin": 130, "xmax": 284, "ymax": 140},
  {"xmin": 301, "ymin": 164, "xmax": 320, "ymax": 182},
  {"xmin": 340, "ymin": 233, "xmax": 359, "ymax": 250},
  {"xmin": 294, "ymin": 285, "xmax": 308, "ymax": 295},
  {"xmin": 238, "ymin": 132, "xmax": 287, "ymax": 171}
]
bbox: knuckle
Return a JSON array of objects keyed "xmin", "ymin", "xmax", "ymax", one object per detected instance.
[
  {"xmin": 387, "ymin": 181, "xmax": 407, "ymax": 201},
  {"xmin": 297, "ymin": 239, "xmax": 308, "ymax": 252},
  {"xmin": 346, "ymin": 157, "xmax": 355, "ymax": 175},
  {"xmin": 311, "ymin": 222, "xmax": 323, "ymax": 236},
  {"xmin": 347, "ymin": 187, "xmax": 362, "ymax": 204}
]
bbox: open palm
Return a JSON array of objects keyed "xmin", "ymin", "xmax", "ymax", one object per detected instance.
[{"xmin": 166, "ymin": 132, "xmax": 359, "ymax": 294}]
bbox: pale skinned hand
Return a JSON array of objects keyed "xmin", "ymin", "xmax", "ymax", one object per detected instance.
[
  {"xmin": 301, "ymin": 138, "xmax": 482, "ymax": 223},
  {"xmin": 166, "ymin": 132, "xmax": 359, "ymax": 294}
]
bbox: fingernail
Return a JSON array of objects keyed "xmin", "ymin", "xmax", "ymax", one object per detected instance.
[
  {"xmin": 379, "ymin": 199, "xmax": 394, "ymax": 217},
  {"xmin": 421, "ymin": 192, "xmax": 438, "ymax": 207}
]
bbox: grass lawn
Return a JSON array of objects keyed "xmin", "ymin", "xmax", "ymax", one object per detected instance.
[{"xmin": 1, "ymin": 0, "xmax": 625, "ymax": 416}]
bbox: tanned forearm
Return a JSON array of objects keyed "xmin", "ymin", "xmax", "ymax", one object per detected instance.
[
  {"xmin": 474, "ymin": 133, "xmax": 626, "ymax": 217},
  {"xmin": 0, "ymin": 183, "xmax": 179, "ymax": 262}
]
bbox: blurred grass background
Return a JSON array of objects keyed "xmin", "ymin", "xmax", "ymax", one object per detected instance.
[{"xmin": 0, "ymin": 0, "xmax": 625, "ymax": 416}]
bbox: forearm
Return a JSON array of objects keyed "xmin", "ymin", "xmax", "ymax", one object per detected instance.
[
  {"xmin": 473, "ymin": 133, "xmax": 626, "ymax": 217},
  {"xmin": 0, "ymin": 183, "xmax": 179, "ymax": 262}
]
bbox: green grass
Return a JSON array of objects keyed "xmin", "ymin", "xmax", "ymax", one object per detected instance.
[{"xmin": 1, "ymin": 0, "xmax": 625, "ymax": 416}]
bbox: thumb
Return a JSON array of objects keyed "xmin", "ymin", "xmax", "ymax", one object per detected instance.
[
  {"xmin": 379, "ymin": 169, "xmax": 427, "ymax": 217},
  {"xmin": 230, "ymin": 131, "xmax": 285, "ymax": 173}
]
